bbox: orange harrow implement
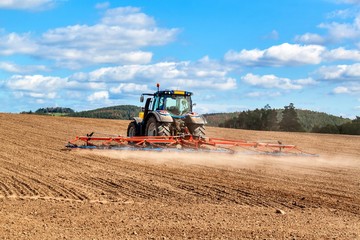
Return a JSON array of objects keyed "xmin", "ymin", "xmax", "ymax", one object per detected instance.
[{"xmin": 65, "ymin": 133, "xmax": 317, "ymax": 156}]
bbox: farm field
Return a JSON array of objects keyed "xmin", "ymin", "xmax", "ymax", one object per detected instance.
[{"xmin": 0, "ymin": 113, "xmax": 359, "ymax": 239}]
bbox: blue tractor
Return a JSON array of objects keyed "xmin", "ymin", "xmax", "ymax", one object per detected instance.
[{"xmin": 127, "ymin": 85, "xmax": 207, "ymax": 138}]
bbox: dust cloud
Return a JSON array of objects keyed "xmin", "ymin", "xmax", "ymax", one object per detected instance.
[
  {"xmin": 80, "ymin": 148, "xmax": 360, "ymax": 172},
  {"xmin": 77, "ymin": 148, "xmax": 353, "ymax": 170}
]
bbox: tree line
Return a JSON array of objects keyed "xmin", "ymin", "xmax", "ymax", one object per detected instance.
[
  {"xmin": 312, "ymin": 117, "xmax": 360, "ymax": 135},
  {"xmin": 219, "ymin": 103, "xmax": 359, "ymax": 135},
  {"xmin": 21, "ymin": 107, "xmax": 75, "ymax": 115},
  {"xmin": 21, "ymin": 105, "xmax": 141, "ymax": 120}
]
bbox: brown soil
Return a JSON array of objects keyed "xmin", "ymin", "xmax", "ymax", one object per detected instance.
[{"xmin": 0, "ymin": 113, "xmax": 359, "ymax": 239}]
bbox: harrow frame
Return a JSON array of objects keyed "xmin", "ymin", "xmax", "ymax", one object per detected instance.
[{"xmin": 65, "ymin": 133, "xmax": 317, "ymax": 156}]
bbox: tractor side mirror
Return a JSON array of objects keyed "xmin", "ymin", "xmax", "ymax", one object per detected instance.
[{"xmin": 140, "ymin": 95, "xmax": 144, "ymax": 102}]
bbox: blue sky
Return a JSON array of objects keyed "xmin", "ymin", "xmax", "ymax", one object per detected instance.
[{"xmin": 1, "ymin": 0, "xmax": 360, "ymax": 118}]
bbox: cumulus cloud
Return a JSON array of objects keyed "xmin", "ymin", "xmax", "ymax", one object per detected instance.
[
  {"xmin": 110, "ymin": 83, "xmax": 150, "ymax": 94},
  {"xmin": 14, "ymin": 91, "xmax": 57, "ymax": 99},
  {"xmin": 74, "ymin": 57, "xmax": 234, "ymax": 91},
  {"xmin": 4, "ymin": 74, "xmax": 108, "ymax": 102},
  {"xmin": 319, "ymin": 16, "xmax": 360, "ymax": 41},
  {"xmin": 3, "ymin": 57, "xmax": 235, "ymax": 103},
  {"xmin": 324, "ymin": 47, "xmax": 360, "ymax": 61},
  {"xmin": 224, "ymin": 43, "xmax": 325, "ymax": 67},
  {"xmin": 326, "ymin": 8, "xmax": 357, "ymax": 19},
  {"xmin": 6, "ymin": 75, "xmax": 67, "ymax": 91},
  {"xmin": 95, "ymin": 2, "xmax": 109, "ymax": 9},
  {"xmin": 316, "ymin": 63, "xmax": 360, "ymax": 80},
  {"xmin": 224, "ymin": 43, "xmax": 360, "ymax": 67},
  {"xmin": 87, "ymin": 91, "xmax": 109, "ymax": 101},
  {"xmin": 85, "ymin": 62, "xmax": 188, "ymax": 82},
  {"xmin": 0, "ymin": 33, "xmax": 39, "ymax": 55},
  {"xmin": 241, "ymin": 73, "xmax": 306, "ymax": 90},
  {"xmin": 0, "ymin": 0, "xmax": 56, "ymax": 10},
  {"xmin": 246, "ymin": 91, "xmax": 281, "ymax": 98},
  {"xmin": 332, "ymin": 83, "xmax": 360, "ymax": 94},
  {"xmin": 263, "ymin": 30, "xmax": 279, "ymax": 40},
  {"xmin": 0, "ymin": 62, "xmax": 48, "ymax": 73},
  {"xmin": 0, "ymin": 7, "xmax": 178, "ymax": 68},
  {"xmin": 296, "ymin": 13, "xmax": 360, "ymax": 45},
  {"xmin": 294, "ymin": 33, "xmax": 325, "ymax": 45},
  {"xmin": 174, "ymin": 78, "xmax": 236, "ymax": 90}
]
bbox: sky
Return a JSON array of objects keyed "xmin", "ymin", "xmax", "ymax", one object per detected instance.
[{"xmin": 1, "ymin": 0, "xmax": 360, "ymax": 118}]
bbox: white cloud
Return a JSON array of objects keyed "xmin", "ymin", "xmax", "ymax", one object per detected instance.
[
  {"xmin": 100, "ymin": 7, "xmax": 156, "ymax": 28},
  {"xmin": 333, "ymin": 83, "xmax": 360, "ymax": 94},
  {"xmin": 87, "ymin": 91, "xmax": 109, "ymax": 101},
  {"xmin": 246, "ymin": 91, "xmax": 281, "ymax": 98},
  {"xmin": 6, "ymin": 75, "xmax": 67, "ymax": 91},
  {"xmin": 174, "ymin": 77, "xmax": 236, "ymax": 90},
  {"xmin": 0, "ymin": 0, "xmax": 56, "ymax": 10},
  {"xmin": 224, "ymin": 43, "xmax": 325, "ymax": 67},
  {"xmin": 225, "ymin": 43, "xmax": 360, "ymax": 67},
  {"xmin": 326, "ymin": 8, "xmax": 357, "ymax": 19},
  {"xmin": 5, "ymin": 74, "xmax": 108, "ymax": 101},
  {"xmin": 3, "ymin": 56, "xmax": 236, "ymax": 103},
  {"xmin": 0, "ymin": 62, "xmax": 48, "ymax": 73},
  {"xmin": 324, "ymin": 47, "xmax": 360, "ymax": 61},
  {"xmin": 317, "ymin": 63, "xmax": 360, "ymax": 80},
  {"xmin": 333, "ymin": 86, "xmax": 350, "ymax": 93},
  {"xmin": 319, "ymin": 17, "xmax": 360, "ymax": 42},
  {"xmin": 110, "ymin": 83, "xmax": 149, "ymax": 94},
  {"xmin": 95, "ymin": 2, "xmax": 109, "ymax": 9},
  {"xmin": 294, "ymin": 33, "xmax": 325, "ymax": 45},
  {"xmin": 86, "ymin": 62, "xmax": 187, "ymax": 82},
  {"xmin": 263, "ymin": 30, "xmax": 279, "ymax": 40},
  {"xmin": 0, "ymin": 33, "xmax": 39, "ymax": 55},
  {"xmin": 0, "ymin": 7, "xmax": 178, "ymax": 68},
  {"xmin": 241, "ymin": 73, "xmax": 304, "ymax": 90},
  {"xmin": 80, "ymin": 58, "xmax": 234, "ymax": 91}
]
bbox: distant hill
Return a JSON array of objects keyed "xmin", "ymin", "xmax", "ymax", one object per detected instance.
[
  {"xmin": 68, "ymin": 105, "xmax": 141, "ymax": 120},
  {"xmin": 204, "ymin": 109, "xmax": 350, "ymax": 132},
  {"xmin": 295, "ymin": 109, "xmax": 350, "ymax": 132},
  {"xmin": 203, "ymin": 112, "xmax": 240, "ymax": 127}
]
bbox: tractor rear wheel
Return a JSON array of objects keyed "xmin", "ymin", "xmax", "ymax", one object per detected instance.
[
  {"xmin": 188, "ymin": 124, "xmax": 206, "ymax": 139},
  {"xmin": 127, "ymin": 121, "xmax": 138, "ymax": 137},
  {"xmin": 145, "ymin": 117, "xmax": 171, "ymax": 136}
]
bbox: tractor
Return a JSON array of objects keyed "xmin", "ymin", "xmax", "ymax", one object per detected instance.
[{"xmin": 127, "ymin": 84, "xmax": 207, "ymax": 138}]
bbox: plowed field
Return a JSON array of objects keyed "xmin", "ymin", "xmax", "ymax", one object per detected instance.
[{"xmin": 0, "ymin": 113, "xmax": 359, "ymax": 239}]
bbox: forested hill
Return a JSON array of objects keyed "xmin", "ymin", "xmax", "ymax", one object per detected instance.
[
  {"xmin": 205, "ymin": 109, "xmax": 350, "ymax": 132},
  {"xmin": 210, "ymin": 103, "xmax": 359, "ymax": 135},
  {"xmin": 296, "ymin": 110, "xmax": 349, "ymax": 132},
  {"xmin": 67, "ymin": 105, "xmax": 141, "ymax": 120}
]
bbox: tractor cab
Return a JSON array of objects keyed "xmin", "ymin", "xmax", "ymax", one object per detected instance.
[{"xmin": 141, "ymin": 90, "xmax": 193, "ymax": 118}]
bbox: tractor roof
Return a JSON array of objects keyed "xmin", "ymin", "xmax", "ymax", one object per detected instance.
[
  {"xmin": 142, "ymin": 90, "xmax": 193, "ymax": 97},
  {"xmin": 156, "ymin": 90, "xmax": 193, "ymax": 96}
]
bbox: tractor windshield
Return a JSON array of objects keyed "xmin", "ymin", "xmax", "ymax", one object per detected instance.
[{"xmin": 162, "ymin": 95, "xmax": 191, "ymax": 116}]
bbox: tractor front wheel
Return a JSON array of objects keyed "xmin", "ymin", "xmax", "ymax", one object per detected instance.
[
  {"xmin": 127, "ymin": 121, "xmax": 138, "ymax": 137},
  {"xmin": 145, "ymin": 117, "xmax": 171, "ymax": 136}
]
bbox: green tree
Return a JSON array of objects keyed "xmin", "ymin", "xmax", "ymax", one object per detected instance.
[
  {"xmin": 261, "ymin": 105, "xmax": 279, "ymax": 131},
  {"xmin": 279, "ymin": 103, "xmax": 304, "ymax": 132}
]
